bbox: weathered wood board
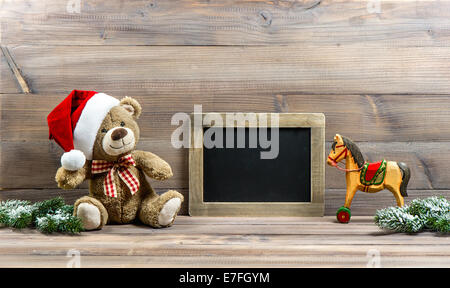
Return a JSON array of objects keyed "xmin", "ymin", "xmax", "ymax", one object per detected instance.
[
  {"xmin": 0, "ymin": 216, "xmax": 448, "ymax": 267},
  {"xmin": 2, "ymin": 137, "xmax": 450, "ymax": 190},
  {"xmin": 1, "ymin": 0, "xmax": 450, "ymax": 47},
  {"xmin": 6, "ymin": 45, "xmax": 450, "ymax": 95},
  {"xmin": 0, "ymin": 188, "xmax": 448, "ymax": 217},
  {"xmin": 2, "ymin": 93, "xmax": 450, "ymax": 142},
  {"xmin": 0, "ymin": 51, "xmax": 21, "ymax": 94}
]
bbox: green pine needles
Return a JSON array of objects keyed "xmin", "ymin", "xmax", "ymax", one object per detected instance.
[
  {"xmin": 0, "ymin": 197, "xmax": 84, "ymax": 234},
  {"xmin": 374, "ymin": 196, "xmax": 449, "ymax": 233}
]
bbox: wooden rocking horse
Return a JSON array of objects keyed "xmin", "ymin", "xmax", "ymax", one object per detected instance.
[{"xmin": 327, "ymin": 134, "xmax": 410, "ymax": 223}]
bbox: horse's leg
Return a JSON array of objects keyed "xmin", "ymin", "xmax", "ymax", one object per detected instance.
[
  {"xmin": 384, "ymin": 161, "xmax": 406, "ymax": 207},
  {"xmin": 344, "ymin": 185, "xmax": 358, "ymax": 209},
  {"xmin": 389, "ymin": 187, "xmax": 405, "ymax": 207},
  {"xmin": 336, "ymin": 184, "xmax": 358, "ymax": 223}
]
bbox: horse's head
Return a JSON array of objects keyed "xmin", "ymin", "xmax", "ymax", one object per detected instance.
[{"xmin": 327, "ymin": 134, "xmax": 347, "ymax": 167}]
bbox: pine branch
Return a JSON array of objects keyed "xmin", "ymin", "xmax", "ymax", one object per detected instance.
[
  {"xmin": 374, "ymin": 196, "xmax": 449, "ymax": 234},
  {"xmin": 0, "ymin": 197, "xmax": 84, "ymax": 234}
]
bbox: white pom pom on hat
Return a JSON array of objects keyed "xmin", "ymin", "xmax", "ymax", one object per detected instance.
[
  {"xmin": 61, "ymin": 149, "xmax": 86, "ymax": 171},
  {"xmin": 47, "ymin": 90, "xmax": 120, "ymax": 170}
]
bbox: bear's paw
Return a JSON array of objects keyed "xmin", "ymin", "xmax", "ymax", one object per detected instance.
[
  {"xmin": 77, "ymin": 203, "xmax": 101, "ymax": 230},
  {"xmin": 158, "ymin": 198, "xmax": 182, "ymax": 226}
]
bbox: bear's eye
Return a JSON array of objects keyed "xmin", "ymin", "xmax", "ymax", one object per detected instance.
[
  {"xmin": 101, "ymin": 128, "xmax": 108, "ymax": 133},
  {"xmin": 120, "ymin": 121, "xmax": 125, "ymax": 127}
]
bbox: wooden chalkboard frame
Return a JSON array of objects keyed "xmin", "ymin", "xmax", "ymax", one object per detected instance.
[{"xmin": 189, "ymin": 113, "xmax": 325, "ymax": 216}]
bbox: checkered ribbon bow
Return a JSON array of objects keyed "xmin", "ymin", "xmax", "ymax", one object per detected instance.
[{"xmin": 91, "ymin": 154, "xmax": 140, "ymax": 198}]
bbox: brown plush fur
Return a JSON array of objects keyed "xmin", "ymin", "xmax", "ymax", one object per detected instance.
[{"xmin": 55, "ymin": 97, "xmax": 183, "ymax": 230}]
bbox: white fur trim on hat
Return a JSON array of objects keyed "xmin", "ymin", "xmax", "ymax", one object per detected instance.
[
  {"xmin": 61, "ymin": 149, "xmax": 86, "ymax": 171},
  {"xmin": 73, "ymin": 93, "xmax": 120, "ymax": 160}
]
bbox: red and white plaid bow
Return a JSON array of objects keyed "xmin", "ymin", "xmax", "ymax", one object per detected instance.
[{"xmin": 91, "ymin": 154, "xmax": 140, "ymax": 198}]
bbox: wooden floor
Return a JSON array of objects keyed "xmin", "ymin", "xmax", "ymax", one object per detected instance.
[{"xmin": 0, "ymin": 216, "xmax": 448, "ymax": 268}]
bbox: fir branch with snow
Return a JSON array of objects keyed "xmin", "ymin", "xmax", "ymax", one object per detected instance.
[
  {"xmin": 374, "ymin": 196, "xmax": 449, "ymax": 233},
  {"xmin": 0, "ymin": 197, "xmax": 84, "ymax": 234}
]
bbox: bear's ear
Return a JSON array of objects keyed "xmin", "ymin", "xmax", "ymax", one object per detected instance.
[{"xmin": 120, "ymin": 97, "xmax": 142, "ymax": 119}]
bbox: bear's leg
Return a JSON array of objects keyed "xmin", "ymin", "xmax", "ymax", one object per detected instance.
[
  {"xmin": 139, "ymin": 190, "xmax": 184, "ymax": 228},
  {"xmin": 74, "ymin": 196, "xmax": 109, "ymax": 231}
]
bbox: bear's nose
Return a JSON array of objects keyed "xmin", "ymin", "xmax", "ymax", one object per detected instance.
[{"xmin": 111, "ymin": 128, "xmax": 128, "ymax": 141}]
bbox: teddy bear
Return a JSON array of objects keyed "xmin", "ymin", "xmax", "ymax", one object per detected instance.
[{"xmin": 47, "ymin": 90, "xmax": 183, "ymax": 230}]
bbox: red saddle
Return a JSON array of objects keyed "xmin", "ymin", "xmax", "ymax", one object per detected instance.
[{"xmin": 364, "ymin": 161, "xmax": 383, "ymax": 182}]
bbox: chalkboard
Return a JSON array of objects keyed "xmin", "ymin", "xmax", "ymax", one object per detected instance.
[
  {"xmin": 189, "ymin": 113, "xmax": 325, "ymax": 217},
  {"xmin": 203, "ymin": 127, "xmax": 311, "ymax": 202}
]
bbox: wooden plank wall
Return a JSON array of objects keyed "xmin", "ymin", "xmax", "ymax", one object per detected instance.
[{"xmin": 1, "ymin": 0, "xmax": 450, "ymax": 215}]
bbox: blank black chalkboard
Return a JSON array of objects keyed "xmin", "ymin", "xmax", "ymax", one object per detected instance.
[{"xmin": 203, "ymin": 127, "xmax": 311, "ymax": 202}]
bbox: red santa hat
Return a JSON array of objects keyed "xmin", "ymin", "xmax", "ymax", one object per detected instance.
[{"xmin": 47, "ymin": 90, "xmax": 120, "ymax": 170}]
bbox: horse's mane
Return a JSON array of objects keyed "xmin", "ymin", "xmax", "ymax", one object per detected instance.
[{"xmin": 333, "ymin": 136, "xmax": 365, "ymax": 168}]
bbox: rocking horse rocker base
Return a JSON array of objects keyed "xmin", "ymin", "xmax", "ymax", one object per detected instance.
[{"xmin": 328, "ymin": 134, "xmax": 411, "ymax": 224}]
